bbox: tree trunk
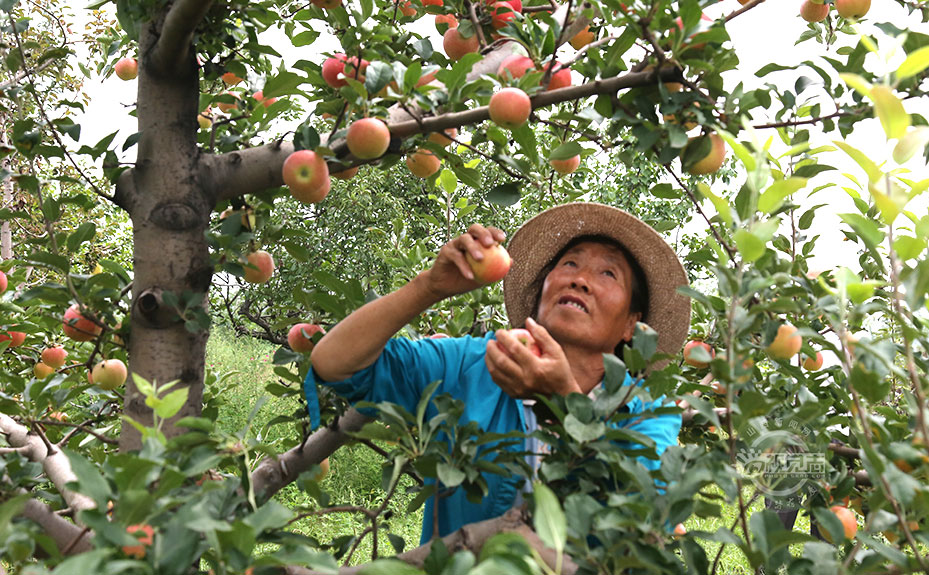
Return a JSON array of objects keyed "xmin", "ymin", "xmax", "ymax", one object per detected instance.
[
  {"xmin": 118, "ymin": 18, "xmax": 214, "ymax": 450},
  {"xmin": 1, "ymin": 132, "xmax": 13, "ymax": 260}
]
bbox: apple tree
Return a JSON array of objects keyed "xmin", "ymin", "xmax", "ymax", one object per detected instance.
[{"xmin": 2, "ymin": 0, "xmax": 929, "ymax": 573}]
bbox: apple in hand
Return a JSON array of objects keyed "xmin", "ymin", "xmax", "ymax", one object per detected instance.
[
  {"xmin": 288, "ymin": 323, "xmax": 325, "ymax": 353},
  {"xmin": 42, "ymin": 346, "xmax": 68, "ymax": 369},
  {"xmin": 766, "ymin": 324, "xmax": 802, "ymax": 360},
  {"xmin": 507, "ymin": 328, "xmax": 542, "ymax": 357},
  {"xmin": 346, "ymin": 118, "xmax": 391, "ymax": 160},
  {"xmin": 465, "ymin": 243, "xmax": 511, "ymax": 284},
  {"xmin": 488, "ymin": 87, "xmax": 531, "ymax": 130},
  {"xmin": 63, "ymin": 304, "xmax": 103, "ymax": 342},
  {"xmin": 283, "ymin": 149, "xmax": 331, "ymax": 204},
  {"xmin": 244, "ymin": 250, "xmax": 275, "ymax": 283},
  {"xmin": 114, "ymin": 57, "xmax": 138, "ymax": 80},
  {"xmin": 92, "ymin": 359, "xmax": 128, "ymax": 390},
  {"xmin": 683, "ymin": 340, "xmax": 715, "ymax": 368}
]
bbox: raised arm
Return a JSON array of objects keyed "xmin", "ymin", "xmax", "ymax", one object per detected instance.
[{"xmin": 310, "ymin": 224, "xmax": 506, "ymax": 382}]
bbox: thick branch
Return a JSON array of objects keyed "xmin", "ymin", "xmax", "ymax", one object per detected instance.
[
  {"xmin": 251, "ymin": 408, "xmax": 371, "ymax": 503},
  {"xmin": 22, "ymin": 498, "xmax": 92, "ymax": 555},
  {"xmin": 283, "ymin": 508, "xmax": 578, "ymax": 575},
  {"xmin": 150, "ymin": 0, "xmax": 216, "ymax": 75},
  {"xmin": 0, "ymin": 414, "xmax": 95, "ymax": 515},
  {"xmin": 211, "ymin": 67, "xmax": 681, "ymax": 203}
]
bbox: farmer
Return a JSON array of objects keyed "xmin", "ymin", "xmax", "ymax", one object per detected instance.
[{"xmin": 307, "ymin": 202, "xmax": 691, "ymax": 543}]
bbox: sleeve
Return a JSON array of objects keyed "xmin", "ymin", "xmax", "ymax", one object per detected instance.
[{"xmin": 305, "ymin": 336, "xmax": 462, "ymax": 417}]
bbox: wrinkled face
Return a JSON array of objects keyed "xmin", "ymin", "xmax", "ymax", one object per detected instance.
[{"xmin": 536, "ymin": 241, "xmax": 641, "ymax": 354}]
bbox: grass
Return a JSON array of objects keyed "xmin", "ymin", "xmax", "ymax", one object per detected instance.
[{"xmin": 205, "ymin": 325, "xmax": 423, "ymax": 564}]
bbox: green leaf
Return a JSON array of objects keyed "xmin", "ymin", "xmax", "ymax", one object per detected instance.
[
  {"xmin": 651, "ymin": 183, "xmax": 679, "ymax": 199},
  {"xmin": 833, "ymin": 140, "xmax": 882, "ymax": 182},
  {"xmin": 892, "ymin": 127, "xmax": 929, "ymax": 164},
  {"xmin": 870, "ymin": 178, "xmax": 909, "ymax": 225},
  {"xmin": 839, "ymin": 213, "xmax": 885, "ymax": 250},
  {"xmin": 26, "ymin": 251, "xmax": 70, "ymax": 272},
  {"xmin": 717, "ymin": 131, "xmax": 755, "ymax": 172},
  {"xmin": 839, "ymin": 72, "xmax": 871, "ymax": 97},
  {"xmin": 360, "ymin": 559, "xmax": 424, "ymax": 575},
  {"xmin": 532, "ymin": 482, "xmax": 566, "ymax": 556},
  {"xmin": 734, "ymin": 229, "xmax": 764, "ymax": 262},
  {"xmin": 436, "ymin": 463, "xmax": 466, "ymax": 488},
  {"xmin": 564, "ymin": 414, "xmax": 605, "ymax": 443},
  {"xmin": 154, "ymin": 387, "xmax": 189, "ymax": 419},
  {"xmin": 67, "ymin": 222, "xmax": 96, "ymax": 253},
  {"xmin": 758, "ymin": 177, "xmax": 808, "ymax": 213},
  {"xmin": 549, "ymin": 141, "xmax": 583, "ymax": 161},
  {"xmin": 486, "ymin": 182, "xmax": 520, "ymax": 206},
  {"xmin": 870, "ymin": 85, "xmax": 909, "ymax": 140},
  {"xmin": 244, "ymin": 500, "xmax": 294, "ymax": 533},
  {"xmin": 696, "ymin": 182, "xmax": 732, "ymax": 226},
  {"xmin": 64, "ymin": 449, "xmax": 112, "ymax": 508},
  {"xmin": 896, "ymin": 45, "xmax": 929, "ymax": 80}
]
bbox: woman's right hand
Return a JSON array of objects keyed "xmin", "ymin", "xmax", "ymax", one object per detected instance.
[{"xmin": 419, "ymin": 224, "xmax": 507, "ymax": 301}]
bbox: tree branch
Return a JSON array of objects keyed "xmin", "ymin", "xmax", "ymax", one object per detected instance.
[
  {"xmin": 21, "ymin": 497, "xmax": 92, "ymax": 555},
  {"xmin": 251, "ymin": 408, "xmax": 371, "ymax": 503},
  {"xmin": 283, "ymin": 508, "xmax": 578, "ymax": 575},
  {"xmin": 150, "ymin": 0, "xmax": 216, "ymax": 76},
  {"xmin": 0, "ymin": 414, "xmax": 96, "ymax": 515}
]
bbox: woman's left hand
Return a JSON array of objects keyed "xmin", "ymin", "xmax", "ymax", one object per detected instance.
[{"xmin": 486, "ymin": 317, "xmax": 582, "ymax": 398}]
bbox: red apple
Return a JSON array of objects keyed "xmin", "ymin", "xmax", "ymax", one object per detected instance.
[
  {"xmin": 34, "ymin": 362, "xmax": 55, "ymax": 379},
  {"xmin": 282, "ymin": 149, "xmax": 331, "ymax": 204},
  {"xmin": 423, "ymin": 0, "xmax": 443, "ymax": 5},
  {"xmin": 803, "ymin": 351, "xmax": 823, "ymax": 370},
  {"xmin": 429, "ymin": 333, "xmax": 450, "ymax": 339},
  {"xmin": 488, "ymin": 87, "xmax": 531, "ymax": 130},
  {"xmin": 835, "ymin": 0, "xmax": 869, "ymax": 18},
  {"xmin": 346, "ymin": 118, "xmax": 391, "ymax": 160},
  {"xmin": 443, "ymin": 28, "xmax": 480, "ymax": 61},
  {"xmin": 543, "ymin": 63, "xmax": 572, "ymax": 90},
  {"xmin": 435, "ymin": 13, "xmax": 458, "ymax": 32},
  {"xmin": 570, "ymin": 26, "xmax": 595, "ymax": 50},
  {"xmin": 508, "ymin": 328, "xmax": 541, "ymax": 357},
  {"xmin": 682, "ymin": 133, "xmax": 726, "ymax": 175},
  {"xmin": 331, "ymin": 166, "xmax": 360, "ymax": 180},
  {"xmin": 465, "ymin": 243, "xmax": 511, "ymax": 283},
  {"xmin": 406, "ymin": 149, "xmax": 441, "ymax": 178},
  {"xmin": 397, "ymin": 0, "xmax": 417, "ymax": 16},
  {"xmin": 0, "ymin": 270, "xmax": 7, "ymax": 293},
  {"xmin": 221, "ymin": 72, "xmax": 243, "ymax": 86},
  {"xmin": 114, "ymin": 57, "xmax": 138, "ymax": 81},
  {"xmin": 800, "ymin": 0, "xmax": 829, "ymax": 22},
  {"xmin": 497, "ymin": 55, "xmax": 535, "ymax": 80},
  {"xmin": 428, "ymin": 128, "xmax": 458, "ymax": 147},
  {"xmin": 491, "ymin": 1, "xmax": 517, "ymax": 29},
  {"xmin": 322, "ymin": 54, "xmax": 348, "ymax": 88},
  {"xmin": 41, "ymin": 346, "xmax": 68, "ymax": 369},
  {"xmin": 288, "ymin": 323, "xmax": 325, "ymax": 353},
  {"xmin": 766, "ymin": 324, "xmax": 802, "ymax": 360},
  {"xmin": 216, "ymin": 91, "xmax": 241, "ymax": 112},
  {"xmin": 342, "ymin": 56, "xmax": 369, "ymax": 82},
  {"xmin": 122, "ymin": 524, "xmax": 154, "ymax": 559},
  {"xmin": 252, "ymin": 91, "xmax": 278, "ymax": 108},
  {"xmin": 0, "ymin": 329, "xmax": 25, "ymax": 348},
  {"xmin": 92, "ymin": 359, "xmax": 128, "ymax": 391},
  {"xmin": 683, "ymin": 340, "xmax": 715, "ymax": 368},
  {"xmin": 63, "ymin": 304, "xmax": 103, "ymax": 342},
  {"xmin": 549, "ymin": 154, "xmax": 581, "ymax": 175},
  {"xmin": 244, "ymin": 250, "xmax": 275, "ymax": 283}
]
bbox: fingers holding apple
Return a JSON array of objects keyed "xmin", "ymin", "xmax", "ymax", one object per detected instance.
[
  {"xmin": 489, "ymin": 319, "xmax": 580, "ymax": 397},
  {"xmin": 422, "ymin": 224, "xmax": 507, "ymax": 299}
]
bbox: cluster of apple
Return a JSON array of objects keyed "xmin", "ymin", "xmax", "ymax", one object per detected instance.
[
  {"xmin": 800, "ymin": 0, "xmax": 870, "ymax": 23},
  {"xmin": 198, "ymin": 72, "xmax": 280, "ymax": 131},
  {"xmin": 682, "ymin": 323, "xmax": 824, "ymax": 373}
]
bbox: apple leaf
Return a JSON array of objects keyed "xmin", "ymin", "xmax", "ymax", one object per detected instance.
[
  {"xmin": 549, "ymin": 141, "xmax": 583, "ymax": 161},
  {"xmin": 533, "ymin": 482, "xmax": 566, "ymax": 557},
  {"xmin": 833, "ymin": 140, "xmax": 882, "ymax": 183},
  {"xmin": 696, "ymin": 182, "xmax": 733, "ymax": 226},
  {"xmin": 838, "ymin": 73, "xmax": 872, "ymax": 97},
  {"xmin": 870, "ymin": 85, "xmax": 909, "ymax": 140},
  {"xmin": 486, "ymin": 182, "xmax": 520, "ymax": 206},
  {"xmin": 892, "ymin": 127, "xmax": 929, "ymax": 164},
  {"xmin": 262, "ymin": 70, "xmax": 307, "ymax": 98},
  {"xmin": 717, "ymin": 130, "xmax": 755, "ymax": 172},
  {"xmin": 896, "ymin": 45, "xmax": 929, "ymax": 80},
  {"xmin": 869, "ymin": 178, "xmax": 909, "ymax": 225}
]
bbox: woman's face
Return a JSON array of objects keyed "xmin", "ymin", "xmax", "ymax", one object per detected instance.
[{"xmin": 535, "ymin": 241, "xmax": 641, "ymax": 354}]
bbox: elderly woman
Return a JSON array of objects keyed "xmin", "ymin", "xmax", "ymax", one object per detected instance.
[{"xmin": 307, "ymin": 202, "xmax": 691, "ymax": 543}]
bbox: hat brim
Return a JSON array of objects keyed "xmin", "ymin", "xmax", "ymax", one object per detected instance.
[{"xmin": 503, "ymin": 202, "xmax": 691, "ymax": 361}]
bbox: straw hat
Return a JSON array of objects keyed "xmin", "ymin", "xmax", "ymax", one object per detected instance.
[{"xmin": 503, "ymin": 202, "xmax": 691, "ymax": 359}]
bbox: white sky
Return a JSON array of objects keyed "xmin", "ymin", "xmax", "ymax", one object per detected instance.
[{"xmin": 70, "ymin": 0, "xmax": 929, "ymax": 277}]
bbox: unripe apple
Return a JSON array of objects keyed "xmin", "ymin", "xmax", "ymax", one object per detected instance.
[
  {"xmin": 508, "ymin": 328, "xmax": 542, "ymax": 357},
  {"xmin": 0, "ymin": 270, "xmax": 7, "ymax": 293},
  {"xmin": 543, "ymin": 63, "xmax": 572, "ymax": 91},
  {"xmin": 114, "ymin": 57, "xmax": 138, "ymax": 81},
  {"xmin": 406, "ymin": 149, "xmax": 441, "ymax": 178},
  {"xmin": 331, "ymin": 166, "xmax": 360, "ymax": 180},
  {"xmin": 766, "ymin": 324, "xmax": 802, "ymax": 360},
  {"xmin": 92, "ymin": 359, "xmax": 128, "ymax": 391},
  {"xmin": 435, "ymin": 13, "xmax": 458, "ymax": 32},
  {"xmin": 221, "ymin": 72, "xmax": 243, "ymax": 86},
  {"xmin": 288, "ymin": 323, "xmax": 325, "ymax": 353},
  {"xmin": 800, "ymin": 0, "xmax": 829, "ymax": 22},
  {"xmin": 683, "ymin": 340, "xmax": 715, "ymax": 368},
  {"xmin": 41, "ymin": 346, "xmax": 68, "ymax": 369},
  {"xmin": 497, "ymin": 55, "xmax": 535, "ymax": 80},
  {"xmin": 443, "ymin": 28, "xmax": 480, "ymax": 61},
  {"xmin": 488, "ymin": 87, "xmax": 531, "ymax": 130},
  {"xmin": 282, "ymin": 149, "xmax": 331, "ymax": 204},
  {"xmin": 123, "ymin": 524, "xmax": 154, "ymax": 559},
  {"xmin": 197, "ymin": 109, "xmax": 213, "ymax": 130},
  {"xmin": 570, "ymin": 26, "xmax": 596, "ymax": 50},
  {"xmin": 803, "ymin": 351, "xmax": 823, "ymax": 370},
  {"xmin": 835, "ymin": 0, "xmax": 869, "ymax": 18},
  {"xmin": 253, "ymin": 91, "xmax": 278, "ymax": 108},
  {"xmin": 244, "ymin": 250, "xmax": 275, "ymax": 284},
  {"xmin": 682, "ymin": 133, "xmax": 726, "ymax": 175},
  {"xmin": 63, "ymin": 304, "xmax": 103, "ymax": 342},
  {"xmin": 346, "ymin": 118, "xmax": 391, "ymax": 160},
  {"xmin": 465, "ymin": 243, "xmax": 511, "ymax": 284},
  {"xmin": 549, "ymin": 154, "xmax": 581, "ymax": 175},
  {"xmin": 428, "ymin": 128, "xmax": 458, "ymax": 147},
  {"xmin": 34, "ymin": 362, "xmax": 55, "ymax": 379}
]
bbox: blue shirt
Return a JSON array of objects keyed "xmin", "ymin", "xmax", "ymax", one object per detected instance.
[{"xmin": 305, "ymin": 332, "xmax": 681, "ymax": 544}]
